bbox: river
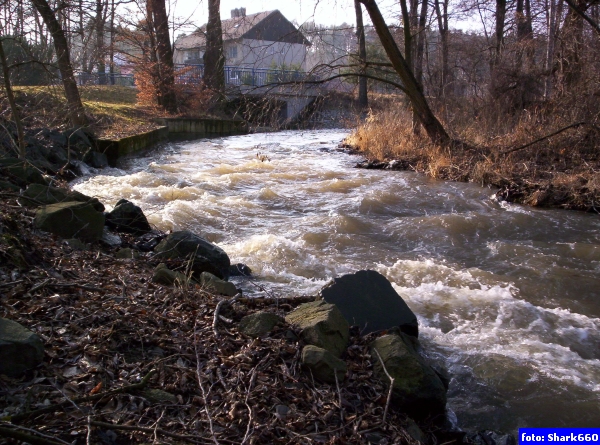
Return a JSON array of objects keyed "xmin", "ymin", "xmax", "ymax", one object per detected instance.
[{"xmin": 73, "ymin": 129, "xmax": 600, "ymax": 433}]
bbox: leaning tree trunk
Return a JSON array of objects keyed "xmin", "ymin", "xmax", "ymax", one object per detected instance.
[
  {"xmin": 203, "ymin": 0, "xmax": 225, "ymax": 94},
  {"xmin": 354, "ymin": 0, "xmax": 368, "ymax": 108},
  {"xmin": 30, "ymin": 0, "xmax": 88, "ymax": 127},
  {"xmin": 358, "ymin": 0, "xmax": 452, "ymax": 146}
]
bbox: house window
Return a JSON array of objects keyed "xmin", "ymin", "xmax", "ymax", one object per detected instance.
[
  {"xmin": 186, "ymin": 50, "xmax": 200, "ymax": 61},
  {"xmin": 228, "ymin": 45, "xmax": 238, "ymax": 59}
]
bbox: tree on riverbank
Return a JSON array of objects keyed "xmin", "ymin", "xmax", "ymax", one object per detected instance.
[{"xmin": 29, "ymin": 0, "xmax": 89, "ymax": 127}]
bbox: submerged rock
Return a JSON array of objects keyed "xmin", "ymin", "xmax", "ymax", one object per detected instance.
[
  {"xmin": 285, "ymin": 300, "xmax": 349, "ymax": 357},
  {"xmin": 34, "ymin": 201, "xmax": 105, "ymax": 243},
  {"xmin": 154, "ymin": 230, "xmax": 230, "ymax": 280},
  {"xmin": 0, "ymin": 318, "xmax": 44, "ymax": 377},
  {"xmin": 370, "ymin": 333, "xmax": 447, "ymax": 419},
  {"xmin": 320, "ymin": 270, "xmax": 418, "ymax": 337}
]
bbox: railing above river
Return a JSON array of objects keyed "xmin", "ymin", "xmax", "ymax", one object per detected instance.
[{"xmin": 75, "ymin": 64, "xmax": 314, "ymax": 88}]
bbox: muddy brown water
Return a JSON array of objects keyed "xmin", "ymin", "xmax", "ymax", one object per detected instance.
[{"xmin": 73, "ymin": 129, "xmax": 600, "ymax": 433}]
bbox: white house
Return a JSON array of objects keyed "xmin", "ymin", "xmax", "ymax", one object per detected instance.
[{"xmin": 173, "ymin": 8, "xmax": 311, "ymax": 71}]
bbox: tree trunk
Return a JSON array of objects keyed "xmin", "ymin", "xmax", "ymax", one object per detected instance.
[
  {"xmin": 148, "ymin": 0, "xmax": 177, "ymax": 113},
  {"xmin": 354, "ymin": 0, "xmax": 368, "ymax": 108},
  {"xmin": 415, "ymin": 0, "xmax": 428, "ymax": 86},
  {"xmin": 358, "ymin": 0, "xmax": 452, "ymax": 146},
  {"xmin": 434, "ymin": 0, "xmax": 450, "ymax": 96},
  {"xmin": 96, "ymin": 0, "xmax": 106, "ymax": 85},
  {"xmin": 0, "ymin": 37, "xmax": 26, "ymax": 158},
  {"xmin": 203, "ymin": 0, "xmax": 225, "ymax": 93},
  {"xmin": 30, "ymin": 0, "xmax": 88, "ymax": 127},
  {"xmin": 399, "ymin": 0, "xmax": 413, "ymax": 72}
]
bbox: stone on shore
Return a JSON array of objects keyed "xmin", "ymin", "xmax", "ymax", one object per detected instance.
[
  {"xmin": 105, "ymin": 199, "xmax": 152, "ymax": 235},
  {"xmin": 371, "ymin": 333, "xmax": 447, "ymax": 418},
  {"xmin": 0, "ymin": 318, "xmax": 44, "ymax": 377},
  {"xmin": 301, "ymin": 345, "xmax": 347, "ymax": 383},
  {"xmin": 285, "ymin": 300, "xmax": 349, "ymax": 357},
  {"xmin": 20, "ymin": 183, "xmax": 105, "ymax": 212},
  {"xmin": 239, "ymin": 312, "xmax": 284, "ymax": 337},
  {"xmin": 152, "ymin": 263, "xmax": 194, "ymax": 287},
  {"xmin": 200, "ymin": 272, "xmax": 238, "ymax": 297},
  {"xmin": 34, "ymin": 201, "xmax": 105, "ymax": 243},
  {"xmin": 154, "ymin": 230, "xmax": 231, "ymax": 280},
  {"xmin": 320, "ymin": 270, "xmax": 418, "ymax": 337}
]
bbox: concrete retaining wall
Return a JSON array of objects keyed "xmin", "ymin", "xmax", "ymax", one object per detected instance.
[{"xmin": 97, "ymin": 118, "xmax": 248, "ymax": 166}]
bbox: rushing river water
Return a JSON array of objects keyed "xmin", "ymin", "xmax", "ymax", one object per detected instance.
[{"xmin": 73, "ymin": 129, "xmax": 600, "ymax": 433}]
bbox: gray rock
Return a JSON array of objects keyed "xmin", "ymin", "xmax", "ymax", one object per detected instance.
[
  {"xmin": 154, "ymin": 230, "xmax": 230, "ymax": 280},
  {"xmin": 87, "ymin": 151, "xmax": 109, "ymax": 168},
  {"xmin": 0, "ymin": 158, "xmax": 49, "ymax": 187},
  {"xmin": 371, "ymin": 333, "xmax": 447, "ymax": 418},
  {"xmin": 105, "ymin": 199, "xmax": 151, "ymax": 235},
  {"xmin": 200, "ymin": 272, "xmax": 238, "ymax": 297},
  {"xmin": 34, "ymin": 201, "xmax": 105, "ymax": 243},
  {"xmin": 21, "ymin": 184, "xmax": 105, "ymax": 212},
  {"xmin": 0, "ymin": 318, "xmax": 44, "ymax": 377},
  {"xmin": 320, "ymin": 270, "xmax": 418, "ymax": 337},
  {"xmin": 152, "ymin": 263, "xmax": 194, "ymax": 287},
  {"xmin": 285, "ymin": 300, "xmax": 349, "ymax": 357},
  {"xmin": 64, "ymin": 239, "xmax": 89, "ymax": 251},
  {"xmin": 301, "ymin": 345, "xmax": 347, "ymax": 383},
  {"xmin": 101, "ymin": 228, "xmax": 122, "ymax": 247},
  {"xmin": 115, "ymin": 248, "xmax": 140, "ymax": 259},
  {"xmin": 239, "ymin": 312, "xmax": 284, "ymax": 337}
]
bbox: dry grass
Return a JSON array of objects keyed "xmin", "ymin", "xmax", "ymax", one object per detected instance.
[
  {"xmin": 7, "ymin": 86, "xmax": 166, "ymax": 139},
  {"xmin": 347, "ymin": 99, "xmax": 600, "ymax": 212}
]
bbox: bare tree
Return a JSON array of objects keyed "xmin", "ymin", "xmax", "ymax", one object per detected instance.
[
  {"xmin": 203, "ymin": 0, "xmax": 225, "ymax": 94},
  {"xmin": 0, "ymin": 36, "xmax": 26, "ymax": 157},
  {"xmin": 357, "ymin": 0, "xmax": 452, "ymax": 146},
  {"xmin": 354, "ymin": 0, "xmax": 368, "ymax": 108},
  {"xmin": 30, "ymin": 0, "xmax": 88, "ymax": 127}
]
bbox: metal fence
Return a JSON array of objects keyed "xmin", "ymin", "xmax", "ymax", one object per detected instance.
[
  {"xmin": 175, "ymin": 64, "xmax": 309, "ymax": 87},
  {"xmin": 76, "ymin": 72, "xmax": 135, "ymax": 87}
]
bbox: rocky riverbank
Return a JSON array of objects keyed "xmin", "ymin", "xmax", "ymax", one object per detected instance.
[{"xmin": 0, "ymin": 150, "xmax": 517, "ymax": 444}]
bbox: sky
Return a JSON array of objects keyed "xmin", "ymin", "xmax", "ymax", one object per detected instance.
[{"xmin": 169, "ymin": 0, "xmax": 403, "ymax": 35}]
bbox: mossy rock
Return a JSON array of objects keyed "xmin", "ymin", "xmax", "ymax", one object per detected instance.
[
  {"xmin": 21, "ymin": 183, "xmax": 105, "ymax": 212},
  {"xmin": 239, "ymin": 312, "xmax": 285, "ymax": 337},
  {"xmin": 0, "ymin": 318, "xmax": 44, "ymax": 377},
  {"xmin": 285, "ymin": 300, "xmax": 349, "ymax": 357},
  {"xmin": 371, "ymin": 333, "xmax": 447, "ymax": 418},
  {"xmin": 301, "ymin": 345, "xmax": 347, "ymax": 383},
  {"xmin": 34, "ymin": 201, "xmax": 105, "ymax": 243}
]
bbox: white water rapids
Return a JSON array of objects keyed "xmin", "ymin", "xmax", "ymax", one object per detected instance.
[{"xmin": 73, "ymin": 129, "xmax": 600, "ymax": 433}]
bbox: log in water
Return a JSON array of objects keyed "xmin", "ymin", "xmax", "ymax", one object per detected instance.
[{"xmin": 74, "ymin": 129, "xmax": 600, "ymax": 433}]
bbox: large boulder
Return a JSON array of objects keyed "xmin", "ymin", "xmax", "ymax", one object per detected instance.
[
  {"xmin": 34, "ymin": 201, "xmax": 105, "ymax": 243},
  {"xmin": 320, "ymin": 270, "xmax": 418, "ymax": 337},
  {"xmin": 105, "ymin": 199, "xmax": 152, "ymax": 234},
  {"xmin": 285, "ymin": 300, "xmax": 349, "ymax": 357},
  {"xmin": 154, "ymin": 230, "xmax": 230, "ymax": 280},
  {"xmin": 301, "ymin": 345, "xmax": 347, "ymax": 383},
  {"xmin": 0, "ymin": 318, "xmax": 44, "ymax": 377},
  {"xmin": 371, "ymin": 333, "xmax": 447, "ymax": 418},
  {"xmin": 239, "ymin": 312, "xmax": 284, "ymax": 337},
  {"xmin": 20, "ymin": 183, "xmax": 105, "ymax": 212}
]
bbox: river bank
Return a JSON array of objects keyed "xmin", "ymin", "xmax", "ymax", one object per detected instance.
[
  {"xmin": 1, "ymin": 165, "xmax": 486, "ymax": 445},
  {"xmin": 344, "ymin": 106, "xmax": 600, "ymax": 213}
]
